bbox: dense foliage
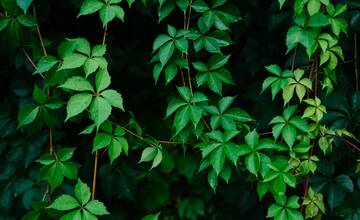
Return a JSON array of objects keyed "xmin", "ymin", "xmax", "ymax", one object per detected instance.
[{"xmin": 0, "ymin": 0, "xmax": 360, "ymax": 219}]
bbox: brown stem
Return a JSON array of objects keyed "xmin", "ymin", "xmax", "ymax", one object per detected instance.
[
  {"xmin": 301, "ymin": 140, "xmax": 316, "ymax": 212},
  {"xmin": 33, "ymin": 5, "xmax": 47, "ymax": 56},
  {"xmin": 22, "ymin": 49, "xmax": 46, "ymax": 79},
  {"xmin": 186, "ymin": 0, "xmax": 193, "ymax": 29},
  {"xmin": 92, "ymin": 24, "xmax": 110, "ymax": 200},
  {"xmin": 109, "ymin": 120, "xmax": 189, "ymax": 145},
  {"xmin": 186, "ymin": 53, "xmax": 193, "ymax": 95},
  {"xmin": 32, "ymin": 5, "xmax": 54, "ymax": 203},
  {"xmin": 307, "ymin": 60, "xmax": 315, "ymax": 99},
  {"xmin": 91, "ymin": 150, "xmax": 99, "ymax": 200},
  {"xmin": 355, "ymin": 32, "xmax": 359, "ymax": 91},
  {"xmin": 102, "ymin": 25, "xmax": 108, "ymax": 46},
  {"xmin": 259, "ymin": 131, "xmax": 272, "ymax": 136},
  {"xmin": 341, "ymin": 137, "xmax": 360, "ymax": 153},
  {"xmin": 49, "ymin": 128, "xmax": 54, "ymax": 155}
]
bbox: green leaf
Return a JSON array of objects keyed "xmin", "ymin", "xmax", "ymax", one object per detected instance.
[
  {"xmin": 208, "ymin": 54, "xmax": 230, "ymax": 70},
  {"xmin": 278, "ymin": 0, "xmax": 286, "ymax": 9},
  {"xmin": 33, "ymin": 85, "xmax": 47, "ymax": 104},
  {"xmin": 245, "ymin": 152, "xmax": 260, "ymax": 176},
  {"xmin": 153, "ymin": 35, "xmax": 172, "ymax": 52},
  {"xmin": 101, "ymin": 89, "xmax": 124, "ymax": 110},
  {"xmin": 92, "ymin": 45, "xmax": 106, "ymax": 57},
  {"xmin": 142, "ymin": 213, "xmax": 161, "ymax": 220},
  {"xmin": 90, "ymin": 96, "xmax": 112, "ymax": 128},
  {"xmin": 158, "ymin": 1, "xmax": 175, "ymax": 22},
  {"xmin": 47, "ymin": 195, "xmax": 79, "ymax": 211},
  {"xmin": 60, "ymin": 76, "xmax": 94, "ymax": 92},
  {"xmin": 0, "ymin": 17, "xmax": 10, "ymax": 31},
  {"xmin": 95, "ymin": 69, "xmax": 111, "ymax": 92},
  {"xmin": 159, "ymin": 41, "xmax": 175, "ymax": 66},
  {"xmin": 99, "ymin": 5, "xmax": 116, "ymax": 27},
  {"xmin": 34, "ymin": 56, "xmax": 58, "ymax": 74},
  {"xmin": 113, "ymin": 5, "xmax": 125, "ymax": 22},
  {"xmin": 16, "ymin": 0, "xmax": 33, "ymax": 13},
  {"xmin": 165, "ymin": 63, "xmax": 178, "ymax": 84},
  {"xmin": 109, "ymin": 137, "xmax": 128, "ymax": 163},
  {"xmin": 78, "ymin": 0, "xmax": 104, "ymax": 17},
  {"xmin": 85, "ymin": 200, "xmax": 109, "ymax": 216},
  {"xmin": 308, "ymin": 0, "xmax": 321, "ymax": 16},
  {"xmin": 59, "ymin": 210, "xmax": 81, "ymax": 220},
  {"xmin": 93, "ymin": 132, "xmax": 112, "ymax": 152},
  {"xmin": 282, "ymin": 124, "xmax": 297, "ymax": 147},
  {"xmin": 59, "ymin": 53, "xmax": 87, "ymax": 70},
  {"xmin": 18, "ymin": 105, "xmax": 39, "ymax": 127},
  {"xmin": 139, "ymin": 147, "xmax": 157, "ymax": 163},
  {"xmin": 66, "ymin": 93, "xmax": 93, "ymax": 121},
  {"xmin": 151, "ymin": 149, "xmax": 163, "ymax": 169},
  {"xmin": 74, "ymin": 179, "xmax": 91, "ymax": 205},
  {"xmin": 307, "ymin": 12, "xmax": 329, "ymax": 27},
  {"xmin": 84, "ymin": 58, "xmax": 99, "ymax": 76},
  {"xmin": 210, "ymin": 147, "xmax": 225, "ymax": 174}
]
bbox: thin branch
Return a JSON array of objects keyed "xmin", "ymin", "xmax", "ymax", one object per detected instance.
[
  {"xmin": 33, "ymin": 5, "xmax": 47, "ymax": 56},
  {"xmin": 91, "ymin": 150, "xmax": 99, "ymax": 200},
  {"xmin": 259, "ymin": 131, "xmax": 272, "ymax": 136},
  {"xmin": 102, "ymin": 25, "xmax": 108, "ymax": 46},
  {"xmin": 341, "ymin": 137, "xmax": 360, "ymax": 153},
  {"xmin": 110, "ymin": 120, "xmax": 189, "ymax": 145},
  {"xmin": 22, "ymin": 49, "xmax": 45, "ymax": 79},
  {"xmin": 92, "ymin": 24, "xmax": 110, "ymax": 200}
]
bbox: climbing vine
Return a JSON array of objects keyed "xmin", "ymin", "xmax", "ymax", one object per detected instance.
[{"xmin": 0, "ymin": 0, "xmax": 359, "ymax": 219}]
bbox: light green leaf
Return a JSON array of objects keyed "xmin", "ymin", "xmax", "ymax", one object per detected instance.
[
  {"xmin": 92, "ymin": 45, "xmax": 106, "ymax": 57},
  {"xmin": 210, "ymin": 147, "xmax": 225, "ymax": 174},
  {"xmin": 84, "ymin": 58, "xmax": 99, "ymax": 77},
  {"xmin": 47, "ymin": 195, "xmax": 79, "ymax": 211},
  {"xmin": 95, "ymin": 69, "xmax": 111, "ymax": 92},
  {"xmin": 78, "ymin": 0, "xmax": 104, "ymax": 17},
  {"xmin": 18, "ymin": 105, "xmax": 39, "ymax": 127},
  {"xmin": 99, "ymin": 5, "xmax": 116, "ymax": 27},
  {"xmin": 59, "ymin": 53, "xmax": 87, "ymax": 70},
  {"xmin": 101, "ymin": 89, "xmax": 124, "ymax": 110},
  {"xmin": 139, "ymin": 147, "xmax": 157, "ymax": 163},
  {"xmin": 90, "ymin": 96, "xmax": 112, "ymax": 127},
  {"xmin": 151, "ymin": 149, "xmax": 163, "ymax": 169},
  {"xmin": 112, "ymin": 5, "xmax": 125, "ymax": 22},
  {"xmin": 74, "ymin": 179, "xmax": 91, "ymax": 205},
  {"xmin": 16, "ymin": 0, "xmax": 33, "ymax": 13},
  {"xmin": 308, "ymin": 0, "xmax": 321, "ymax": 16},
  {"xmin": 93, "ymin": 132, "xmax": 112, "ymax": 152},
  {"xmin": 66, "ymin": 93, "xmax": 93, "ymax": 121},
  {"xmin": 59, "ymin": 210, "xmax": 81, "ymax": 220},
  {"xmin": 85, "ymin": 200, "xmax": 109, "ymax": 216},
  {"xmin": 60, "ymin": 76, "xmax": 94, "ymax": 92},
  {"xmin": 34, "ymin": 56, "xmax": 58, "ymax": 74},
  {"xmin": 159, "ymin": 41, "xmax": 175, "ymax": 66}
]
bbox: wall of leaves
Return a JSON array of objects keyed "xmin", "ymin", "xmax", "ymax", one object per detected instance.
[{"xmin": 0, "ymin": 0, "xmax": 360, "ymax": 219}]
